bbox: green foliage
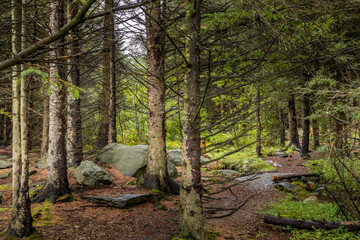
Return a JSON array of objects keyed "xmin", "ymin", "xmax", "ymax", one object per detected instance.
[
  {"xmin": 0, "ymin": 207, "xmax": 10, "ymax": 212},
  {"xmin": 262, "ymin": 195, "xmax": 344, "ymax": 222},
  {"xmin": 291, "ymin": 227, "xmax": 360, "ymax": 240}
]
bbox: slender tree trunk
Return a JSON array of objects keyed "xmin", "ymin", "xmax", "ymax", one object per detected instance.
[
  {"xmin": 179, "ymin": 0, "xmax": 204, "ymax": 239},
  {"xmin": 301, "ymin": 94, "xmax": 311, "ymax": 155},
  {"xmin": 41, "ymin": 91, "xmax": 49, "ymax": 157},
  {"xmin": 278, "ymin": 106, "xmax": 286, "ymax": 146},
  {"xmin": 96, "ymin": 0, "xmax": 115, "ymax": 149},
  {"xmin": 66, "ymin": 0, "xmax": 83, "ymax": 167},
  {"xmin": 312, "ymin": 118, "xmax": 320, "ymax": 148},
  {"xmin": 6, "ymin": 0, "xmax": 35, "ymax": 237},
  {"xmin": 108, "ymin": 26, "xmax": 117, "ymax": 143},
  {"xmin": 144, "ymin": 0, "xmax": 178, "ymax": 193},
  {"xmin": 288, "ymin": 94, "xmax": 300, "ymax": 148},
  {"xmin": 256, "ymin": 85, "xmax": 262, "ymax": 157},
  {"xmin": 32, "ymin": 0, "xmax": 70, "ymax": 203}
]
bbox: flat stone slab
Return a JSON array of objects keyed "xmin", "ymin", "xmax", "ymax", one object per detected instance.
[
  {"xmin": 0, "ymin": 172, "xmax": 10, "ymax": 179},
  {"xmin": 0, "ymin": 160, "xmax": 12, "ymax": 169},
  {"xmin": 83, "ymin": 194, "xmax": 153, "ymax": 208}
]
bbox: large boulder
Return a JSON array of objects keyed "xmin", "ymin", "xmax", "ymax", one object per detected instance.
[
  {"xmin": 166, "ymin": 149, "xmax": 210, "ymax": 166},
  {"xmin": 74, "ymin": 160, "xmax": 113, "ymax": 186},
  {"xmin": 97, "ymin": 143, "xmax": 178, "ymax": 178}
]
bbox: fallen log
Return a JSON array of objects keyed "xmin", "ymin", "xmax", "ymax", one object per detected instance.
[
  {"xmin": 272, "ymin": 173, "xmax": 319, "ymax": 183},
  {"xmin": 264, "ymin": 215, "xmax": 360, "ymax": 231}
]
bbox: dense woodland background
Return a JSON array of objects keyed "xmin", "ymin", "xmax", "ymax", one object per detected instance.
[{"xmin": 1, "ymin": 0, "xmax": 360, "ymax": 239}]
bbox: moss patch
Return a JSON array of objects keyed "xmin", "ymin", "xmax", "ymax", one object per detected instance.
[
  {"xmin": 0, "ymin": 184, "xmax": 12, "ymax": 191},
  {"xmin": 31, "ymin": 201, "xmax": 56, "ymax": 227},
  {"xmin": 0, "ymin": 207, "xmax": 10, "ymax": 212}
]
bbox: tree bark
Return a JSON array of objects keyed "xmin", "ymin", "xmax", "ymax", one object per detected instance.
[
  {"xmin": 6, "ymin": 0, "xmax": 36, "ymax": 237},
  {"xmin": 32, "ymin": 0, "xmax": 70, "ymax": 203},
  {"xmin": 301, "ymin": 94, "xmax": 311, "ymax": 155},
  {"xmin": 66, "ymin": 0, "xmax": 83, "ymax": 167},
  {"xmin": 179, "ymin": 0, "xmax": 205, "ymax": 239},
  {"xmin": 143, "ymin": 0, "xmax": 178, "ymax": 194},
  {"xmin": 96, "ymin": 0, "xmax": 116, "ymax": 149},
  {"xmin": 288, "ymin": 94, "xmax": 300, "ymax": 148},
  {"xmin": 255, "ymin": 85, "xmax": 262, "ymax": 157},
  {"xmin": 312, "ymin": 118, "xmax": 320, "ymax": 148},
  {"xmin": 41, "ymin": 91, "xmax": 49, "ymax": 157}
]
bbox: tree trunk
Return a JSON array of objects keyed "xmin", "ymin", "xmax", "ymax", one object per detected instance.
[
  {"xmin": 288, "ymin": 94, "xmax": 300, "ymax": 148},
  {"xmin": 96, "ymin": 0, "xmax": 116, "ymax": 149},
  {"xmin": 278, "ymin": 106, "xmax": 286, "ymax": 146},
  {"xmin": 301, "ymin": 94, "xmax": 311, "ymax": 155},
  {"xmin": 6, "ymin": 0, "xmax": 36, "ymax": 237},
  {"xmin": 41, "ymin": 90, "xmax": 49, "ymax": 157},
  {"xmin": 66, "ymin": 0, "xmax": 83, "ymax": 167},
  {"xmin": 144, "ymin": 0, "xmax": 179, "ymax": 194},
  {"xmin": 179, "ymin": 0, "xmax": 205, "ymax": 239},
  {"xmin": 256, "ymin": 85, "xmax": 262, "ymax": 157},
  {"xmin": 312, "ymin": 118, "xmax": 320, "ymax": 148},
  {"xmin": 32, "ymin": 0, "xmax": 70, "ymax": 203}
]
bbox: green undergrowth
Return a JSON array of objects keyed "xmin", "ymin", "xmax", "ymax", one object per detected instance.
[
  {"xmin": 262, "ymin": 194, "xmax": 344, "ymax": 222},
  {"xmin": 290, "ymin": 227, "xmax": 360, "ymax": 240},
  {"xmin": 211, "ymin": 149, "xmax": 275, "ymax": 173}
]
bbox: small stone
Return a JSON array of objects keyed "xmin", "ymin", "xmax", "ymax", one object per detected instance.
[
  {"xmin": 0, "ymin": 172, "xmax": 10, "ymax": 179},
  {"xmin": 303, "ymin": 196, "xmax": 318, "ymax": 204},
  {"xmin": 0, "ymin": 160, "xmax": 12, "ymax": 169},
  {"xmin": 306, "ymin": 181, "xmax": 316, "ymax": 191},
  {"xmin": 275, "ymin": 182, "xmax": 299, "ymax": 192},
  {"xmin": 274, "ymin": 151, "xmax": 288, "ymax": 158},
  {"xmin": 314, "ymin": 186, "xmax": 326, "ymax": 195}
]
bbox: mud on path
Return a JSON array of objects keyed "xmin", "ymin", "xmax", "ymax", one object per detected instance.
[{"xmin": 0, "ymin": 146, "xmax": 314, "ymax": 240}]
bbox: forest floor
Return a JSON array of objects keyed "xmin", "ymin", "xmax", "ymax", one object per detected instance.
[{"xmin": 0, "ymin": 146, "xmax": 317, "ymax": 240}]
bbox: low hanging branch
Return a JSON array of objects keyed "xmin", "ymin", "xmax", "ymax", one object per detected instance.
[{"xmin": 264, "ymin": 215, "xmax": 360, "ymax": 231}]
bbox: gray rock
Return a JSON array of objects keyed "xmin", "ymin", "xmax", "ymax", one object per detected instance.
[
  {"xmin": 0, "ymin": 171, "xmax": 10, "ymax": 179},
  {"xmin": 35, "ymin": 154, "xmax": 48, "ymax": 169},
  {"xmin": 0, "ymin": 155, "xmax": 12, "ymax": 161},
  {"xmin": 166, "ymin": 150, "xmax": 182, "ymax": 166},
  {"xmin": 275, "ymin": 182, "xmax": 299, "ymax": 192},
  {"xmin": 83, "ymin": 193, "xmax": 153, "ymax": 208},
  {"xmin": 0, "ymin": 191, "xmax": 3, "ymax": 204},
  {"xmin": 303, "ymin": 196, "xmax": 318, "ymax": 204},
  {"xmin": 314, "ymin": 186, "xmax": 326, "ymax": 195},
  {"xmin": 0, "ymin": 160, "xmax": 12, "ymax": 169},
  {"xmin": 274, "ymin": 150, "xmax": 288, "ymax": 158},
  {"xmin": 74, "ymin": 161, "xmax": 113, "ymax": 186},
  {"xmin": 211, "ymin": 169, "xmax": 241, "ymax": 177},
  {"xmin": 166, "ymin": 149, "xmax": 210, "ymax": 166},
  {"xmin": 97, "ymin": 143, "xmax": 178, "ymax": 178}
]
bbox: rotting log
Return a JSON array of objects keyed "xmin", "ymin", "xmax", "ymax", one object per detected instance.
[
  {"xmin": 264, "ymin": 215, "xmax": 360, "ymax": 231},
  {"xmin": 272, "ymin": 173, "xmax": 319, "ymax": 183}
]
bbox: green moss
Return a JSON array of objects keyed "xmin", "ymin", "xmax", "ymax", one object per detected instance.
[
  {"xmin": 31, "ymin": 201, "xmax": 56, "ymax": 227},
  {"xmin": 206, "ymin": 228, "xmax": 220, "ymax": 240},
  {"xmin": 149, "ymin": 189, "xmax": 171, "ymax": 201},
  {"xmin": 56, "ymin": 195, "xmax": 78, "ymax": 202},
  {"xmin": 0, "ymin": 207, "xmax": 10, "ymax": 212},
  {"xmin": 291, "ymin": 227, "xmax": 360, "ymax": 240},
  {"xmin": 0, "ymin": 184, "xmax": 12, "ymax": 191}
]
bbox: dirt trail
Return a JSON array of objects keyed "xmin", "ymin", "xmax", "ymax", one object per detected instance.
[{"xmin": 0, "ymin": 146, "xmax": 313, "ymax": 240}]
